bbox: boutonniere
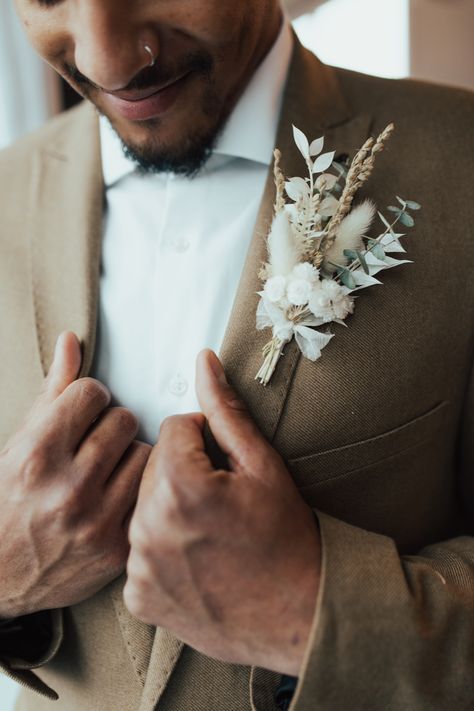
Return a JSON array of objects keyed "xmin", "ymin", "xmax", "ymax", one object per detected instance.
[{"xmin": 255, "ymin": 123, "xmax": 421, "ymax": 385}]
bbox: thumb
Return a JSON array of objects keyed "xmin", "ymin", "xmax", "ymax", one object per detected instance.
[
  {"xmin": 195, "ymin": 349, "xmax": 274, "ymax": 475},
  {"xmin": 43, "ymin": 332, "xmax": 82, "ymax": 401}
]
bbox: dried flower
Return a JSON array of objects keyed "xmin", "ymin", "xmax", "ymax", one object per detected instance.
[
  {"xmin": 264, "ymin": 276, "xmax": 287, "ymax": 303},
  {"xmin": 287, "ymin": 278, "xmax": 312, "ymax": 306},
  {"xmin": 255, "ymin": 122, "xmax": 419, "ymax": 385}
]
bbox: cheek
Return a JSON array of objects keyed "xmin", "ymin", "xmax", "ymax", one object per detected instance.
[
  {"xmin": 13, "ymin": 2, "xmax": 69, "ymax": 69},
  {"xmin": 174, "ymin": 0, "xmax": 247, "ymax": 47}
]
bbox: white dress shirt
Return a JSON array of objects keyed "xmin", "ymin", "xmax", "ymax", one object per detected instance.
[{"xmin": 93, "ymin": 23, "xmax": 293, "ymax": 445}]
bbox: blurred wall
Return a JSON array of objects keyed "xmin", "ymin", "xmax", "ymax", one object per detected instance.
[
  {"xmin": 0, "ymin": 0, "xmax": 60, "ymax": 148},
  {"xmin": 410, "ymin": 0, "xmax": 474, "ymax": 91}
]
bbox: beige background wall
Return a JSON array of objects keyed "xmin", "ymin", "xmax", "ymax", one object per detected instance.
[{"xmin": 410, "ymin": 0, "xmax": 474, "ymax": 91}]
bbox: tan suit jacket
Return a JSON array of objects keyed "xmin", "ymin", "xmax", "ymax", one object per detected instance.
[{"xmin": 0, "ymin": 38, "xmax": 473, "ymax": 711}]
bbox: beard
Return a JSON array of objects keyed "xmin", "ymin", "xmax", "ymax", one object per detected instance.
[
  {"xmin": 114, "ymin": 81, "xmax": 224, "ymax": 178},
  {"xmin": 65, "ymin": 50, "xmax": 231, "ymax": 178}
]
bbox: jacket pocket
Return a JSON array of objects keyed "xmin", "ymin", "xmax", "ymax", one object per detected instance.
[{"xmin": 287, "ymin": 400, "xmax": 450, "ymax": 489}]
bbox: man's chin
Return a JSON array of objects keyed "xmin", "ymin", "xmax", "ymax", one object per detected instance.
[
  {"xmin": 100, "ymin": 100, "xmax": 226, "ymax": 178},
  {"xmin": 103, "ymin": 114, "xmax": 217, "ymax": 178}
]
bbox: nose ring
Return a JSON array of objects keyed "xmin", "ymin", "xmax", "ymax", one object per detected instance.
[{"xmin": 143, "ymin": 44, "xmax": 156, "ymax": 68}]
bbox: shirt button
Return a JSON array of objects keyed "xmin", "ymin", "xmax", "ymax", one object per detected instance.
[
  {"xmin": 171, "ymin": 237, "xmax": 190, "ymax": 253},
  {"xmin": 168, "ymin": 374, "xmax": 188, "ymax": 396}
]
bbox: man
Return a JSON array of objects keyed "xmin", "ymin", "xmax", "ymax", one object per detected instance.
[{"xmin": 0, "ymin": 0, "xmax": 473, "ymax": 709}]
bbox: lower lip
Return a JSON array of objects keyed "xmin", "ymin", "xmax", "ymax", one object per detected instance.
[{"xmin": 103, "ymin": 74, "xmax": 190, "ymax": 121}]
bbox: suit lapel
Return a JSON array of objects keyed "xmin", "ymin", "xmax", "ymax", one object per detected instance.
[
  {"xmin": 142, "ymin": 41, "xmax": 373, "ymax": 711},
  {"xmin": 219, "ymin": 40, "xmax": 372, "ymax": 445},
  {"xmin": 29, "ymin": 103, "xmax": 103, "ymax": 379},
  {"xmin": 29, "ymin": 104, "xmax": 158, "ymax": 687}
]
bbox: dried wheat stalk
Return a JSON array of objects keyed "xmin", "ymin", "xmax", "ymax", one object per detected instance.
[{"xmin": 321, "ymin": 123, "xmax": 394, "ymax": 253}]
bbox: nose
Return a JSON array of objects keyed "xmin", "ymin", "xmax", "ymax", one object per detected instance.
[{"xmin": 72, "ymin": 2, "xmax": 158, "ymax": 91}]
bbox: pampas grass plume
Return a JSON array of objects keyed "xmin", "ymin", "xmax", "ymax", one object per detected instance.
[
  {"xmin": 324, "ymin": 200, "xmax": 376, "ymax": 272},
  {"xmin": 268, "ymin": 211, "xmax": 299, "ymax": 277}
]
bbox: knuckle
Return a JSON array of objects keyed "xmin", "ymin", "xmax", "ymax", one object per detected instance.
[
  {"xmin": 61, "ymin": 481, "xmax": 86, "ymax": 517},
  {"xmin": 41, "ymin": 481, "xmax": 86, "ymax": 529},
  {"xmin": 111, "ymin": 407, "xmax": 139, "ymax": 436},
  {"xmin": 159, "ymin": 414, "xmax": 186, "ymax": 436},
  {"xmin": 123, "ymin": 581, "xmax": 146, "ymax": 618},
  {"xmin": 75, "ymin": 378, "xmax": 110, "ymax": 409},
  {"xmin": 162, "ymin": 465, "xmax": 223, "ymax": 517},
  {"xmin": 80, "ymin": 449, "xmax": 106, "ymax": 479},
  {"xmin": 223, "ymin": 387, "xmax": 247, "ymax": 414},
  {"xmin": 129, "ymin": 519, "xmax": 155, "ymax": 558},
  {"xmin": 135, "ymin": 441, "xmax": 153, "ymax": 461},
  {"xmin": 20, "ymin": 439, "xmax": 55, "ymax": 482},
  {"xmin": 76, "ymin": 519, "xmax": 103, "ymax": 549}
]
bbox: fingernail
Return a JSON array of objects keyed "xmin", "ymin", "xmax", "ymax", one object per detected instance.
[{"xmin": 208, "ymin": 352, "xmax": 228, "ymax": 385}]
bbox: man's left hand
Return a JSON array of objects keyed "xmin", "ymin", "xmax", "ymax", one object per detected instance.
[{"xmin": 124, "ymin": 350, "xmax": 321, "ymax": 676}]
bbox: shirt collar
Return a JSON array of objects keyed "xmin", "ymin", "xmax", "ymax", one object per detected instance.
[
  {"xmin": 100, "ymin": 19, "xmax": 293, "ymax": 187},
  {"xmin": 213, "ymin": 20, "xmax": 293, "ymax": 165}
]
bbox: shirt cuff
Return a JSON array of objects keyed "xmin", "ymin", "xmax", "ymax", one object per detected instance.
[{"xmin": 0, "ymin": 608, "xmax": 63, "ymax": 700}]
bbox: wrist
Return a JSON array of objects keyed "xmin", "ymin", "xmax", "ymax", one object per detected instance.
[{"xmin": 255, "ymin": 540, "xmax": 321, "ymax": 676}]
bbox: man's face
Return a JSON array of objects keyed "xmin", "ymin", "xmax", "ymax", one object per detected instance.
[{"xmin": 15, "ymin": 0, "xmax": 281, "ymax": 174}]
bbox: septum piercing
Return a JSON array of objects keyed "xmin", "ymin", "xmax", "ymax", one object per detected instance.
[{"xmin": 143, "ymin": 44, "xmax": 156, "ymax": 67}]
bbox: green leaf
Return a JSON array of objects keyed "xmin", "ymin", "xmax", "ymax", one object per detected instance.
[
  {"xmin": 405, "ymin": 200, "xmax": 421, "ymax": 210},
  {"xmin": 387, "ymin": 206, "xmax": 402, "ymax": 214},
  {"xmin": 373, "ymin": 244, "xmax": 386, "ymax": 260},
  {"xmin": 356, "ymin": 250, "xmax": 370, "ymax": 274},
  {"xmin": 399, "ymin": 212, "xmax": 415, "ymax": 228},
  {"xmin": 343, "ymin": 249, "xmax": 359, "ymax": 261},
  {"xmin": 368, "ymin": 239, "xmax": 385, "ymax": 260},
  {"xmin": 338, "ymin": 268, "xmax": 356, "ymax": 290}
]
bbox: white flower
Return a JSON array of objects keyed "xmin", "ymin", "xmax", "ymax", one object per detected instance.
[
  {"xmin": 291, "ymin": 262, "xmax": 320, "ymax": 284},
  {"xmin": 308, "ymin": 279, "xmax": 354, "ymax": 323},
  {"xmin": 321, "ymin": 278, "xmax": 343, "ymax": 300},
  {"xmin": 287, "ymin": 278, "xmax": 312, "ymax": 306},
  {"xmin": 264, "ymin": 275, "xmax": 287, "ymax": 303},
  {"xmin": 308, "ymin": 287, "xmax": 332, "ymax": 321},
  {"xmin": 333, "ymin": 296, "xmax": 354, "ymax": 320}
]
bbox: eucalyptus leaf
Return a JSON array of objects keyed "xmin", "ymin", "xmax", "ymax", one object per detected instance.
[
  {"xmin": 338, "ymin": 268, "xmax": 356, "ymax": 290},
  {"xmin": 405, "ymin": 200, "xmax": 421, "ymax": 210},
  {"xmin": 396, "ymin": 196, "xmax": 407, "ymax": 208},
  {"xmin": 372, "ymin": 243, "xmax": 386, "ymax": 260},
  {"xmin": 399, "ymin": 212, "xmax": 415, "ymax": 227},
  {"xmin": 343, "ymin": 249, "xmax": 359, "ymax": 261},
  {"xmin": 356, "ymin": 250, "xmax": 370, "ymax": 274},
  {"xmin": 387, "ymin": 206, "xmax": 401, "ymax": 214},
  {"xmin": 368, "ymin": 239, "xmax": 386, "ymax": 260}
]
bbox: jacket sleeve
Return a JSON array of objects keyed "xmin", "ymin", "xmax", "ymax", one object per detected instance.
[
  {"xmin": 0, "ymin": 609, "xmax": 63, "ymax": 700},
  {"xmin": 251, "ymin": 362, "xmax": 474, "ymax": 711}
]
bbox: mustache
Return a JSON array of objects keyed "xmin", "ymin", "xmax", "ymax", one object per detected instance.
[{"xmin": 63, "ymin": 49, "xmax": 214, "ymax": 94}]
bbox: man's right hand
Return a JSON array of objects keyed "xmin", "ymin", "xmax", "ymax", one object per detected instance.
[{"xmin": 0, "ymin": 332, "xmax": 150, "ymax": 619}]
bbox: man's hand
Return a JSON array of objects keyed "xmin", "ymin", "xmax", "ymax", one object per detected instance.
[
  {"xmin": 124, "ymin": 350, "xmax": 320, "ymax": 676},
  {"xmin": 0, "ymin": 332, "xmax": 151, "ymax": 619}
]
